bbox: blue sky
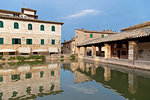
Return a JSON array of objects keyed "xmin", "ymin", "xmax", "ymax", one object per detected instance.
[{"xmin": 1, "ymin": 0, "xmax": 150, "ymax": 41}]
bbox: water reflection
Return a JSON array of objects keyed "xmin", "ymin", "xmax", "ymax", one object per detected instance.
[
  {"xmin": 62, "ymin": 60, "xmax": 150, "ymax": 100},
  {"xmin": 0, "ymin": 63, "xmax": 61, "ymax": 100}
]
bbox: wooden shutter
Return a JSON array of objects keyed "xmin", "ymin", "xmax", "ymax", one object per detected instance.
[
  {"xmin": 19, "ymin": 39, "xmax": 21, "ymax": 45},
  {"xmin": 12, "ymin": 38, "xmax": 15, "ymax": 44}
]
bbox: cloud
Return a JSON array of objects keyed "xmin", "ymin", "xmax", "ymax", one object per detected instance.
[
  {"xmin": 69, "ymin": 85, "xmax": 98, "ymax": 94},
  {"xmin": 62, "ymin": 9, "xmax": 101, "ymax": 19}
]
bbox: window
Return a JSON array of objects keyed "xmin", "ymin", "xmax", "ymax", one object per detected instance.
[
  {"xmin": 12, "ymin": 38, "xmax": 21, "ymax": 45},
  {"xmin": 26, "ymin": 73, "xmax": 32, "ymax": 79},
  {"xmin": 102, "ymin": 34, "xmax": 104, "ymax": 38},
  {"xmin": 0, "ymin": 76, "xmax": 3, "ymax": 82},
  {"xmin": 51, "ymin": 70, "xmax": 54, "ymax": 76},
  {"xmin": 0, "ymin": 21, "xmax": 3, "ymax": 28},
  {"xmin": 52, "ymin": 39, "xmax": 55, "ymax": 45},
  {"xmin": 41, "ymin": 39, "xmax": 44, "ymax": 45},
  {"xmin": 90, "ymin": 34, "xmax": 93, "ymax": 38},
  {"xmin": 12, "ymin": 91, "xmax": 18, "ymax": 97},
  {"xmin": 40, "ymin": 71, "xmax": 44, "ymax": 78},
  {"xmin": 52, "ymin": 26, "xmax": 55, "ymax": 32},
  {"xmin": 39, "ymin": 86, "xmax": 44, "ymax": 93},
  {"xmin": 28, "ymin": 24, "xmax": 32, "ymax": 30},
  {"xmin": 0, "ymin": 38, "xmax": 3, "ymax": 44},
  {"xmin": 26, "ymin": 39, "xmax": 32, "ymax": 45},
  {"xmin": 40, "ymin": 25, "xmax": 44, "ymax": 31},
  {"xmin": 26, "ymin": 87, "xmax": 31, "ymax": 94},
  {"xmin": 14, "ymin": 22, "xmax": 19, "ymax": 29},
  {"xmin": 50, "ymin": 84, "xmax": 54, "ymax": 91},
  {"xmin": 121, "ymin": 51, "xmax": 127, "ymax": 55},
  {"xmin": 11, "ymin": 74, "xmax": 20, "ymax": 81}
]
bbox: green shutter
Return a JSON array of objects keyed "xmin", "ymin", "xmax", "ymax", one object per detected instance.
[
  {"xmin": 52, "ymin": 26, "xmax": 55, "ymax": 31},
  {"xmin": 52, "ymin": 39, "xmax": 55, "ymax": 45},
  {"xmin": 28, "ymin": 24, "xmax": 32, "ymax": 30},
  {"xmin": 0, "ymin": 21, "xmax": 3, "ymax": 28},
  {"xmin": 51, "ymin": 71, "xmax": 54, "ymax": 76},
  {"xmin": 26, "ymin": 39, "xmax": 28, "ymax": 45},
  {"xmin": 14, "ymin": 22, "xmax": 19, "ymax": 29},
  {"xmin": 30, "ymin": 39, "xmax": 32, "ymax": 45},
  {"xmin": 19, "ymin": 39, "xmax": 21, "ymax": 45},
  {"xmin": 90, "ymin": 34, "xmax": 93, "ymax": 38},
  {"xmin": 0, "ymin": 38, "xmax": 3, "ymax": 44},
  {"xmin": 41, "ymin": 25, "xmax": 44, "ymax": 31},
  {"xmin": 41, "ymin": 39, "xmax": 44, "ymax": 45},
  {"xmin": 40, "ymin": 71, "xmax": 44, "ymax": 78},
  {"xmin": 102, "ymin": 34, "xmax": 104, "ymax": 38},
  {"xmin": 0, "ymin": 76, "xmax": 3, "ymax": 82},
  {"xmin": 12, "ymin": 38, "xmax": 15, "ymax": 44},
  {"xmin": 50, "ymin": 84, "xmax": 54, "ymax": 91}
]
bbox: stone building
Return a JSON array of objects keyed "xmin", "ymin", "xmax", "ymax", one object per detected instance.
[
  {"xmin": 62, "ymin": 37, "xmax": 75, "ymax": 54},
  {"xmin": 75, "ymin": 28, "xmax": 116, "ymax": 55},
  {"xmin": 77, "ymin": 21, "xmax": 150, "ymax": 70},
  {"xmin": 0, "ymin": 8, "xmax": 63, "ymax": 55}
]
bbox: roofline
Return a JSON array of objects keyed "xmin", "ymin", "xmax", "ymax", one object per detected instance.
[
  {"xmin": 0, "ymin": 9, "xmax": 21, "ymax": 14},
  {"xmin": 0, "ymin": 16, "xmax": 64, "ymax": 25},
  {"xmin": 120, "ymin": 21, "xmax": 150, "ymax": 31},
  {"xmin": 75, "ymin": 29, "xmax": 117, "ymax": 34},
  {"xmin": 62, "ymin": 39, "xmax": 75, "ymax": 44},
  {"xmin": 22, "ymin": 8, "xmax": 37, "ymax": 12}
]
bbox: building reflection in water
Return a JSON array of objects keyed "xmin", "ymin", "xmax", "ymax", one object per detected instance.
[
  {"xmin": 62, "ymin": 60, "xmax": 150, "ymax": 100},
  {"xmin": 0, "ymin": 63, "xmax": 61, "ymax": 100}
]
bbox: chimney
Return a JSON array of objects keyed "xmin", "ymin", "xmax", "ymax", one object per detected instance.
[
  {"xmin": 102, "ymin": 30, "xmax": 105, "ymax": 32},
  {"xmin": 110, "ymin": 29, "xmax": 112, "ymax": 32},
  {"xmin": 71, "ymin": 37, "xmax": 75, "ymax": 40},
  {"xmin": 107, "ymin": 29, "xmax": 109, "ymax": 32},
  {"xmin": 64, "ymin": 40, "xmax": 66, "ymax": 42},
  {"xmin": 81, "ymin": 28, "xmax": 84, "ymax": 31}
]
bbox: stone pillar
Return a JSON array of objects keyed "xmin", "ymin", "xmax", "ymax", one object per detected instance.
[
  {"xmin": 104, "ymin": 67, "xmax": 111, "ymax": 81},
  {"xmin": 105, "ymin": 43, "xmax": 111, "ymax": 58},
  {"xmin": 92, "ymin": 45, "xmax": 96, "ymax": 57},
  {"xmin": 83, "ymin": 47, "xmax": 87, "ymax": 56},
  {"xmin": 128, "ymin": 41, "xmax": 138, "ymax": 61},
  {"xmin": 77, "ymin": 47, "xmax": 80, "ymax": 57}
]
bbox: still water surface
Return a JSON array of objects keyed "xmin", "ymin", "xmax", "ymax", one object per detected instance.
[{"xmin": 0, "ymin": 60, "xmax": 149, "ymax": 100}]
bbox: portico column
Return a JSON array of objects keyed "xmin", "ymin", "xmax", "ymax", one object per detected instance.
[
  {"xmin": 104, "ymin": 43, "xmax": 111, "ymax": 58},
  {"xmin": 77, "ymin": 47, "xmax": 80, "ymax": 57},
  {"xmin": 83, "ymin": 46, "xmax": 87, "ymax": 56},
  {"xmin": 92, "ymin": 45, "xmax": 96, "ymax": 57},
  {"xmin": 128, "ymin": 41, "xmax": 138, "ymax": 61}
]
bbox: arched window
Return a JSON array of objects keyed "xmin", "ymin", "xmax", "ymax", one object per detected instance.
[
  {"xmin": 14, "ymin": 22, "xmax": 19, "ymax": 29},
  {"xmin": 0, "ymin": 21, "xmax": 3, "ymax": 28},
  {"xmin": 40, "ymin": 25, "xmax": 44, "ymax": 31},
  {"xmin": 51, "ymin": 26, "xmax": 55, "ymax": 32},
  {"xmin": 28, "ymin": 24, "xmax": 32, "ymax": 30}
]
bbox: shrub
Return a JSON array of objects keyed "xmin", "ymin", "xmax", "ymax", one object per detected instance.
[
  {"xmin": 8, "ymin": 56, "xmax": 16, "ymax": 60},
  {"xmin": 70, "ymin": 54, "xmax": 76, "ymax": 60},
  {"xmin": 0, "ymin": 55, "xmax": 3, "ymax": 59},
  {"xmin": 60, "ymin": 55, "xmax": 64, "ymax": 58},
  {"xmin": 16, "ymin": 56, "xmax": 26, "ymax": 61}
]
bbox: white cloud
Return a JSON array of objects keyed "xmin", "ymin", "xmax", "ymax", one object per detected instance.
[
  {"xmin": 62, "ymin": 9, "xmax": 101, "ymax": 19},
  {"xmin": 69, "ymin": 85, "xmax": 98, "ymax": 94}
]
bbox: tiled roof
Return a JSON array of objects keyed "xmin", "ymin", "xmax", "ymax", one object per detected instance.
[
  {"xmin": 78, "ymin": 30, "xmax": 150, "ymax": 46},
  {"xmin": 121, "ymin": 21, "xmax": 150, "ymax": 31},
  {"xmin": 75, "ymin": 29, "xmax": 116, "ymax": 34}
]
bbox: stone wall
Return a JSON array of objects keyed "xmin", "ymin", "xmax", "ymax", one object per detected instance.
[{"xmin": 138, "ymin": 42, "xmax": 150, "ymax": 61}]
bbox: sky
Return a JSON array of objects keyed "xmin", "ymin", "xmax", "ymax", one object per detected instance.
[{"xmin": 1, "ymin": 0, "xmax": 150, "ymax": 42}]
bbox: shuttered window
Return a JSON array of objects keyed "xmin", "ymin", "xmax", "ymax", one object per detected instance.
[
  {"xmin": 0, "ymin": 38, "xmax": 3, "ymax": 44},
  {"xmin": 52, "ymin": 26, "xmax": 55, "ymax": 32},
  {"xmin": 40, "ymin": 71, "xmax": 44, "ymax": 78},
  {"xmin": 11, "ymin": 74, "xmax": 20, "ymax": 81},
  {"xmin": 40, "ymin": 25, "xmax": 44, "ymax": 31},
  {"xmin": 26, "ymin": 39, "xmax": 32, "ymax": 45},
  {"xmin": 12, "ymin": 38, "xmax": 21, "ymax": 45},
  {"xmin": 14, "ymin": 22, "xmax": 19, "ymax": 29},
  {"xmin": 26, "ymin": 73, "xmax": 32, "ymax": 79},
  {"xmin": 51, "ymin": 70, "xmax": 54, "ymax": 76},
  {"xmin": 90, "ymin": 34, "xmax": 93, "ymax": 38},
  {"xmin": 50, "ymin": 84, "xmax": 54, "ymax": 91},
  {"xmin": 52, "ymin": 39, "xmax": 55, "ymax": 45},
  {"xmin": 41, "ymin": 39, "xmax": 44, "ymax": 45},
  {"xmin": 0, "ymin": 76, "xmax": 3, "ymax": 82},
  {"xmin": 102, "ymin": 34, "xmax": 104, "ymax": 38},
  {"xmin": 28, "ymin": 24, "xmax": 32, "ymax": 30},
  {"xmin": 0, "ymin": 21, "xmax": 3, "ymax": 28}
]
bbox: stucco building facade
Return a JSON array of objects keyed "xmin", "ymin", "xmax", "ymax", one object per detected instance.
[{"xmin": 0, "ymin": 8, "xmax": 63, "ymax": 55}]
